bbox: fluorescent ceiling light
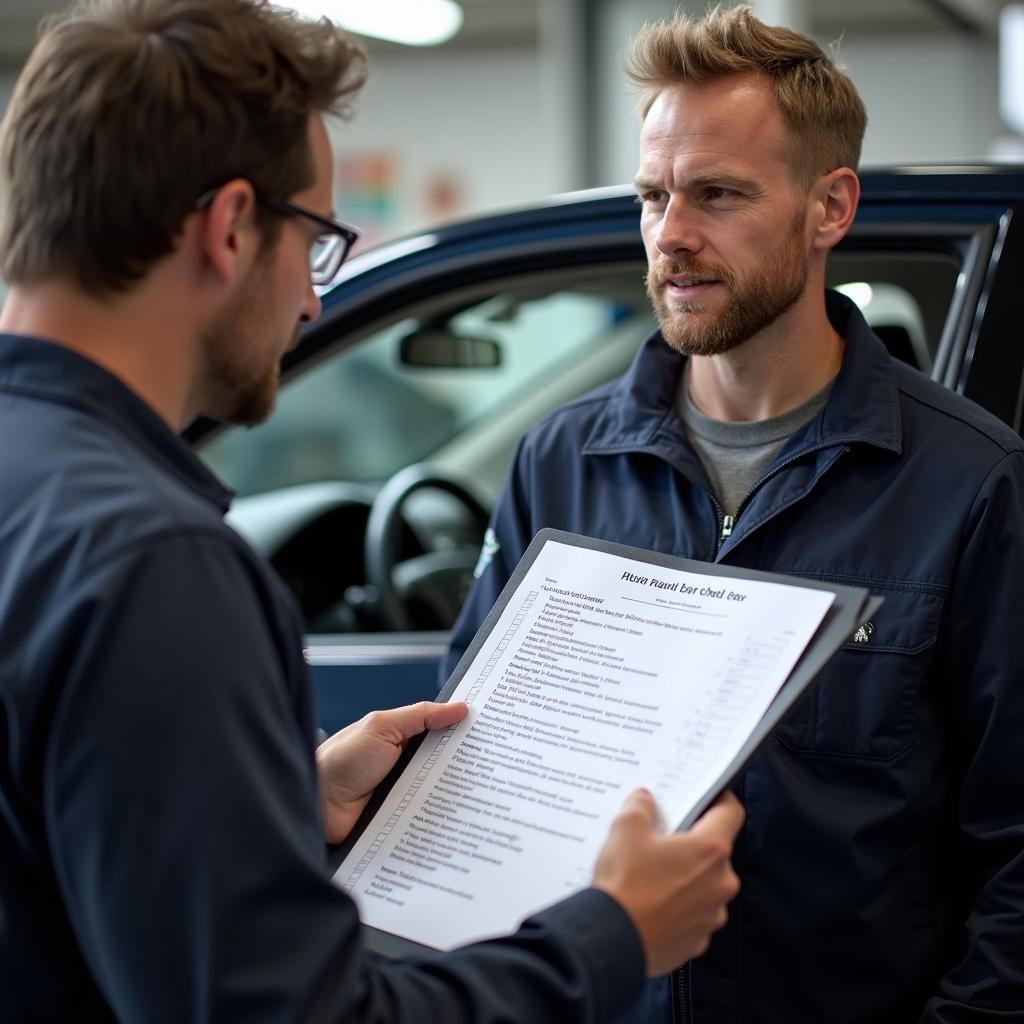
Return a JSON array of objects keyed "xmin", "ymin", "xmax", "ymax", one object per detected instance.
[{"xmin": 284, "ymin": 0, "xmax": 464, "ymax": 46}]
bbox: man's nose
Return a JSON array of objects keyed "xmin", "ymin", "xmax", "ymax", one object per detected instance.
[
  {"xmin": 655, "ymin": 199, "xmax": 703, "ymax": 259},
  {"xmin": 299, "ymin": 277, "xmax": 322, "ymax": 324}
]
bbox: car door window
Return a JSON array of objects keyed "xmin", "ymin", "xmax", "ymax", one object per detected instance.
[
  {"xmin": 826, "ymin": 249, "xmax": 963, "ymax": 374},
  {"xmin": 201, "ymin": 240, "xmax": 972, "ymax": 504},
  {"xmin": 200, "ymin": 270, "xmax": 652, "ymax": 499}
]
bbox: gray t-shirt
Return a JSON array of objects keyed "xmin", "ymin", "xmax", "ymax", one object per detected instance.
[{"xmin": 677, "ymin": 365, "xmax": 833, "ymax": 517}]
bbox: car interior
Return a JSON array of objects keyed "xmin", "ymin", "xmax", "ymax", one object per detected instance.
[{"xmin": 199, "ymin": 245, "xmax": 965, "ymax": 636}]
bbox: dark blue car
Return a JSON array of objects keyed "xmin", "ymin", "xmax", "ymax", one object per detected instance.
[{"xmin": 187, "ymin": 166, "xmax": 1024, "ymax": 734}]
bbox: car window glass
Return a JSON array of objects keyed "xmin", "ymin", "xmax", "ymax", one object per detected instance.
[
  {"xmin": 826, "ymin": 250, "xmax": 962, "ymax": 373},
  {"xmin": 200, "ymin": 245, "xmax": 965, "ymax": 501},
  {"xmin": 200, "ymin": 279, "xmax": 649, "ymax": 498}
]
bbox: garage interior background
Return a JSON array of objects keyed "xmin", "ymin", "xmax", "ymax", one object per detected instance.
[{"xmin": 0, "ymin": 0, "xmax": 1022, "ymax": 306}]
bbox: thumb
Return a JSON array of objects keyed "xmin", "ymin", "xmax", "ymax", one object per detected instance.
[
  {"xmin": 612, "ymin": 787, "xmax": 660, "ymax": 837},
  {"xmin": 422, "ymin": 700, "xmax": 469, "ymax": 731},
  {"xmin": 687, "ymin": 792, "xmax": 745, "ymax": 845},
  {"xmin": 363, "ymin": 700, "xmax": 468, "ymax": 745}
]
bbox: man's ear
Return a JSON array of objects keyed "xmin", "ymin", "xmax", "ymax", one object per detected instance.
[
  {"xmin": 810, "ymin": 168, "xmax": 860, "ymax": 253},
  {"xmin": 197, "ymin": 179, "xmax": 261, "ymax": 285}
]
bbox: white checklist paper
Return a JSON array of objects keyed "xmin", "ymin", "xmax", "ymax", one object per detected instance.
[{"xmin": 333, "ymin": 534, "xmax": 844, "ymax": 952}]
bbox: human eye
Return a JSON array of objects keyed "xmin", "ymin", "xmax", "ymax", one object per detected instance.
[
  {"xmin": 703, "ymin": 184, "xmax": 737, "ymax": 202},
  {"xmin": 634, "ymin": 189, "xmax": 667, "ymax": 207}
]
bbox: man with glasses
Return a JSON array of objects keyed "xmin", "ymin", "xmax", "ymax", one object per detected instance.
[{"xmin": 0, "ymin": 1, "xmax": 743, "ymax": 1022}]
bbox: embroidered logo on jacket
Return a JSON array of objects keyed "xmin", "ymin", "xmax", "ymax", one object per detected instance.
[
  {"xmin": 473, "ymin": 528, "xmax": 501, "ymax": 579},
  {"xmin": 852, "ymin": 621, "xmax": 875, "ymax": 644}
]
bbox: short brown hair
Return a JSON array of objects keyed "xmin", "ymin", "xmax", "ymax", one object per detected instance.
[
  {"xmin": 625, "ymin": 4, "xmax": 866, "ymax": 185},
  {"xmin": 0, "ymin": 0, "xmax": 368, "ymax": 294}
]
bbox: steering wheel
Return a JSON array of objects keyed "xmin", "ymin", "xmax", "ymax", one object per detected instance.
[{"xmin": 364, "ymin": 465, "xmax": 491, "ymax": 631}]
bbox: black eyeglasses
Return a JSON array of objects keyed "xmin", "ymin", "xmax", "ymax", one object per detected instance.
[
  {"xmin": 259, "ymin": 195, "xmax": 360, "ymax": 286},
  {"xmin": 195, "ymin": 188, "xmax": 361, "ymax": 287}
]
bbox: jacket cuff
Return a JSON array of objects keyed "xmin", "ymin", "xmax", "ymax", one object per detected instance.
[{"xmin": 532, "ymin": 886, "xmax": 646, "ymax": 1017}]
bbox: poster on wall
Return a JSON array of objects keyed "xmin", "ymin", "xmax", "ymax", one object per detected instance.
[
  {"xmin": 335, "ymin": 153, "xmax": 469, "ymax": 252},
  {"xmin": 335, "ymin": 153, "xmax": 398, "ymax": 251}
]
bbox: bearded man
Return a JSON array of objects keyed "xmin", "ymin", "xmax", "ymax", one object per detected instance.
[{"xmin": 444, "ymin": 6, "xmax": 1024, "ymax": 1022}]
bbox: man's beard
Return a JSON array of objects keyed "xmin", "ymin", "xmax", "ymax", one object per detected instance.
[
  {"xmin": 200, "ymin": 261, "xmax": 294, "ymax": 426},
  {"xmin": 646, "ymin": 212, "xmax": 809, "ymax": 357}
]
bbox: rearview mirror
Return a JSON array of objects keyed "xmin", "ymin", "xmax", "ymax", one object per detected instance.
[{"xmin": 399, "ymin": 328, "xmax": 501, "ymax": 369}]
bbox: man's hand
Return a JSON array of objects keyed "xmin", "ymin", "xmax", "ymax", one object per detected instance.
[
  {"xmin": 317, "ymin": 701, "xmax": 468, "ymax": 844},
  {"xmin": 593, "ymin": 789, "xmax": 744, "ymax": 976}
]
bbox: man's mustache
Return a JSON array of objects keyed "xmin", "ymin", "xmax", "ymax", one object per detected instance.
[{"xmin": 646, "ymin": 258, "xmax": 735, "ymax": 290}]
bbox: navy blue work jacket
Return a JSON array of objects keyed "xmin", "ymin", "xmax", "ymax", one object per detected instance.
[
  {"xmin": 0, "ymin": 334, "xmax": 645, "ymax": 1023},
  {"xmin": 445, "ymin": 293, "xmax": 1024, "ymax": 1023}
]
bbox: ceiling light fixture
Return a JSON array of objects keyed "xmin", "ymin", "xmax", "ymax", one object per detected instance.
[{"xmin": 285, "ymin": 0, "xmax": 464, "ymax": 47}]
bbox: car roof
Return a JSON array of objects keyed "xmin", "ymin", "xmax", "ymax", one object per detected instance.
[{"xmin": 333, "ymin": 163, "xmax": 1024, "ymax": 286}]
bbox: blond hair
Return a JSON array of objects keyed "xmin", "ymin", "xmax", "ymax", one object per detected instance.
[{"xmin": 625, "ymin": 4, "xmax": 866, "ymax": 184}]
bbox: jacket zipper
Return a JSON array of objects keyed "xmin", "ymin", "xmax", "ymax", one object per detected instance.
[
  {"xmin": 672, "ymin": 962, "xmax": 690, "ymax": 1024},
  {"xmin": 713, "ymin": 444, "xmax": 851, "ymax": 558},
  {"xmin": 719, "ymin": 514, "xmax": 735, "ymax": 543},
  {"xmin": 687, "ymin": 443, "xmax": 851, "ymax": 1024}
]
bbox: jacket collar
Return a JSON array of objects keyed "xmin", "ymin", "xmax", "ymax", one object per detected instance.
[
  {"xmin": 583, "ymin": 290, "xmax": 903, "ymax": 460},
  {"xmin": 0, "ymin": 333, "xmax": 234, "ymax": 512}
]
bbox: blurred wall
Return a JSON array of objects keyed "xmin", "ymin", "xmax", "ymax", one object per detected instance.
[
  {"xmin": 0, "ymin": 73, "xmax": 13, "ymax": 307},
  {"xmin": 844, "ymin": 32, "xmax": 1004, "ymax": 165},
  {"xmin": 325, "ymin": 43, "xmax": 575, "ymax": 244}
]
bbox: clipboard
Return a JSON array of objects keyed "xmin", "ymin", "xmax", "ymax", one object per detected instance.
[{"xmin": 330, "ymin": 528, "xmax": 881, "ymax": 956}]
